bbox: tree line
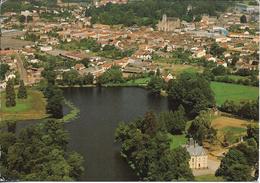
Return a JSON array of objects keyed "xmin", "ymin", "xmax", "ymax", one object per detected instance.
[
  {"xmin": 41, "ymin": 65, "xmax": 64, "ymax": 119},
  {"xmin": 115, "ymin": 111, "xmax": 194, "ymax": 181},
  {"xmin": 220, "ymin": 99, "xmax": 259, "ymax": 120},
  {"xmin": 0, "ymin": 119, "xmax": 84, "ymax": 181},
  {"xmin": 86, "ymin": 0, "xmax": 232, "ymax": 27}
]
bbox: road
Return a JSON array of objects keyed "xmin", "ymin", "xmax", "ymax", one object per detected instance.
[{"xmin": 15, "ymin": 53, "xmax": 29, "ymax": 85}]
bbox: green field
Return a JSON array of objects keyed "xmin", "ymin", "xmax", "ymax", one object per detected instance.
[
  {"xmin": 210, "ymin": 82, "xmax": 259, "ymax": 105},
  {"xmin": 195, "ymin": 174, "xmax": 224, "ymax": 181},
  {"xmin": 169, "ymin": 134, "xmax": 187, "ymax": 149},
  {"xmin": 221, "ymin": 126, "xmax": 247, "ymax": 144},
  {"xmin": 126, "ymin": 77, "xmax": 151, "ymax": 85},
  {"xmin": 0, "ymin": 89, "xmax": 47, "ymax": 123}
]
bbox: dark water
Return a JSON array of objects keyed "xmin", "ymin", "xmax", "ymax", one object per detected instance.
[{"xmin": 62, "ymin": 87, "xmax": 169, "ymax": 181}]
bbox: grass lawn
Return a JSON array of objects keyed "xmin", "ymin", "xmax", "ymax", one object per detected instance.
[
  {"xmin": 211, "ymin": 116, "xmax": 254, "ymax": 145},
  {"xmin": 174, "ymin": 65, "xmax": 203, "ymax": 75},
  {"xmin": 210, "ymin": 81, "xmax": 259, "ymax": 105},
  {"xmin": 221, "ymin": 126, "xmax": 247, "ymax": 144},
  {"xmin": 169, "ymin": 134, "xmax": 187, "ymax": 149},
  {"xmin": 155, "ymin": 62, "xmax": 203, "ymax": 76},
  {"xmin": 195, "ymin": 174, "xmax": 224, "ymax": 181},
  {"xmin": 126, "ymin": 77, "xmax": 151, "ymax": 85},
  {"xmin": 0, "ymin": 89, "xmax": 47, "ymax": 124}
]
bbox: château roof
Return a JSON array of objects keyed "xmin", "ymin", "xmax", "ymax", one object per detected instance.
[{"xmin": 183, "ymin": 138, "xmax": 207, "ymax": 156}]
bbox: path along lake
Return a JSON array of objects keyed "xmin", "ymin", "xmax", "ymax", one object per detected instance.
[{"xmin": 14, "ymin": 87, "xmax": 169, "ymax": 181}]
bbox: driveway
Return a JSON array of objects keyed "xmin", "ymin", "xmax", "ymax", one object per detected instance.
[{"xmin": 192, "ymin": 158, "xmax": 221, "ymax": 176}]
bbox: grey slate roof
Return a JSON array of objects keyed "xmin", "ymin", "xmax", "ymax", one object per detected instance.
[
  {"xmin": 183, "ymin": 138, "xmax": 207, "ymax": 156},
  {"xmin": 185, "ymin": 144, "xmax": 207, "ymax": 156}
]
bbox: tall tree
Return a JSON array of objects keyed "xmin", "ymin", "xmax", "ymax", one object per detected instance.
[
  {"xmin": 167, "ymin": 73, "xmax": 215, "ymax": 118},
  {"xmin": 17, "ymin": 80, "xmax": 27, "ymax": 99},
  {"xmin": 5, "ymin": 79, "xmax": 16, "ymax": 107},
  {"xmin": 188, "ymin": 111, "xmax": 216, "ymax": 144},
  {"xmin": 159, "ymin": 105, "xmax": 187, "ymax": 134},
  {"xmin": 46, "ymin": 91, "xmax": 64, "ymax": 119},
  {"xmin": 215, "ymin": 139, "xmax": 257, "ymax": 181},
  {"xmin": 147, "ymin": 75, "xmax": 164, "ymax": 95}
]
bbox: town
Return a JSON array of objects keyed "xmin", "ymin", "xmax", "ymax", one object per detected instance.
[{"xmin": 0, "ymin": 0, "xmax": 259, "ymax": 182}]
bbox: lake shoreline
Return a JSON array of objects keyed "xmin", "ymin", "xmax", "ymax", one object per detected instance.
[{"xmin": 58, "ymin": 83, "xmax": 148, "ymax": 88}]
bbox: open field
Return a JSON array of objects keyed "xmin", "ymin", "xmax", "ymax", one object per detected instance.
[
  {"xmin": 0, "ymin": 31, "xmax": 33, "ymax": 49},
  {"xmin": 169, "ymin": 134, "xmax": 187, "ymax": 149},
  {"xmin": 212, "ymin": 115, "xmax": 257, "ymax": 144},
  {"xmin": 155, "ymin": 62, "xmax": 203, "ymax": 75},
  {"xmin": 210, "ymin": 81, "xmax": 259, "ymax": 105},
  {"xmin": 0, "ymin": 89, "xmax": 47, "ymax": 124},
  {"xmin": 212, "ymin": 115, "xmax": 251, "ymax": 129},
  {"xmin": 126, "ymin": 77, "xmax": 151, "ymax": 85}
]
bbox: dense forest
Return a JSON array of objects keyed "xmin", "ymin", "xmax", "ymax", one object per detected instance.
[{"xmin": 85, "ymin": 0, "xmax": 234, "ymax": 27}]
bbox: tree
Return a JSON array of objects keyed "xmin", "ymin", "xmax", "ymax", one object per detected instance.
[
  {"xmin": 7, "ymin": 121, "xmax": 16, "ymax": 133},
  {"xmin": 216, "ymin": 148, "xmax": 247, "ymax": 176},
  {"xmin": 139, "ymin": 111, "xmax": 158, "ymax": 136},
  {"xmin": 188, "ymin": 111, "xmax": 216, "ymax": 144},
  {"xmin": 2, "ymin": 119, "xmax": 84, "ymax": 181},
  {"xmin": 67, "ymin": 152, "xmax": 85, "ymax": 180},
  {"xmin": 45, "ymin": 84, "xmax": 64, "ymax": 119},
  {"xmin": 240, "ymin": 15, "xmax": 247, "ymax": 23},
  {"xmin": 225, "ymin": 163, "xmax": 252, "ymax": 181},
  {"xmin": 97, "ymin": 65, "xmax": 124, "ymax": 84},
  {"xmin": 211, "ymin": 65, "xmax": 227, "ymax": 76},
  {"xmin": 231, "ymin": 55, "xmax": 239, "ymax": 66},
  {"xmin": 246, "ymin": 125, "xmax": 259, "ymax": 144},
  {"xmin": 41, "ymin": 69, "xmax": 57, "ymax": 85},
  {"xmin": 0, "ymin": 63, "xmax": 10, "ymax": 80},
  {"xmin": 17, "ymin": 80, "xmax": 27, "ymax": 99},
  {"xmin": 216, "ymin": 139, "xmax": 257, "ymax": 181},
  {"xmin": 5, "ymin": 79, "xmax": 16, "ymax": 107},
  {"xmin": 167, "ymin": 73, "xmax": 215, "ymax": 118},
  {"xmin": 159, "ymin": 105, "xmax": 187, "ymax": 134},
  {"xmin": 62, "ymin": 70, "xmax": 80, "ymax": 86},
  {"xmin": 147, "ymin": 76, "xmax": 164, "ymax": 95},
  {"xmin": 46, "ymin": 93, "xmax": 64, "ymax": 119},
  {"xmin": 115, "ymin": 112, "xmax": 194, "ymax": 181},
  {"xmin": 210, "ymin": 43, "xmax": 226, "ymax": 57},
  {"xmin": 82, "ymin": 73, "xmax": 94, "ymax": 85}
]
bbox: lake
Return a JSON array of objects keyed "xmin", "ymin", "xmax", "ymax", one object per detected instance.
[{"xmin": 62, "ymin": 87, "xmax": 169, "ymax": 181}]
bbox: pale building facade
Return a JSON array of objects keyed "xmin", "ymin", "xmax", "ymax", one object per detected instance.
[
  {"xmin": 184, "ymin": 138, "xmax": 208, "ymax": 169},
  {"xmin": 157, "ymin": 14, "xmax": 181, "ymax": 32}
]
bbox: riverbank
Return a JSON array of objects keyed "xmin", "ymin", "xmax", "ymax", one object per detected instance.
[{"xmin": 59, "ymin": 99, "xmax": 80, "ymax": 123}]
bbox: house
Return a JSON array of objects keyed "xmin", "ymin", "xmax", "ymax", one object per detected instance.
[
  {"xmin": 40, "ymin": 46, "xmax": 53, "ymax": 52},
  {"xmin": 217, "ymin": 61, "xmax": 228, "ymax": 67},
  {"xmin": 192, "ymin": 49, "xmax": 206, "ymax": 58},
  {"xmin": 183, "ymin": 138, "xmax": 208, "ymax": 169},
  {"xmin": 162, "ymin": 73, "xmax": 174, "ymax": 82}
]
